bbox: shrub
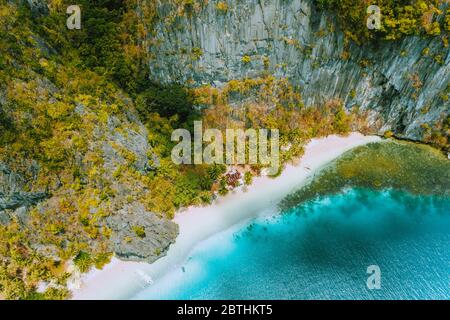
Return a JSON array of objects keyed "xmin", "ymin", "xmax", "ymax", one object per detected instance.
[
  {"xmin": 191, "ymin": 47, "xmax": 203, "ymax": 60},
  {"xmin": 132, "ymin": 226, "xmax": 146, "ymax": 238},
  {"xmin": 333, "ymin": 107, "xmax": 351, "ymax": 133},
  {"xmin": 74, "ymin": 251, "xmax": 93, "ymax": 273},
  {"xmin": 315, "ymin": 0, "xmax": 445, "ymax": 42},
  {"xmin": 136, "ymin": 84, "xmax": 197, "ymax": 123},
  {"xmin": 218, "ymin": 178, "xmax": 229, "ymax": 195},
  {"xmin": 262, "ymin": 56, "xmax": 270, "ymax": 70},
  {"xmin": 384, "ymin": 130, "xmax": 394, "ymax": 138},
  {"xmin": 244, "ymin": 171, "xmax": 253, "ymax": 185},
  {"xmin": 47, "ymin": 223, "xmax": 65, "ymax": 235},
  {"xmin": 216, "ymin": 2, "xmax": 228, "ymax": 12},
  {"xmin": 242, "ymin": 55, "xmax": 252, "ymax": 64}
]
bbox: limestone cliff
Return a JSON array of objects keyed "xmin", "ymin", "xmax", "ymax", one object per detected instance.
[
  {"xmin": 0, "ymin": 0, "xmax": 178, "ymax": 267},
  {"xmin": 149, "ymin": 0, "xmax": 449, "ymax": 143}
]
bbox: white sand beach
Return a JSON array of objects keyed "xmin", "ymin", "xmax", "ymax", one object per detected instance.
[{"xmin": 70, "ymin": 133, "xmax": 381, "ymax": 300}]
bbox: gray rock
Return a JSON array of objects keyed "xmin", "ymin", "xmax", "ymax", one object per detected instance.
[
  {"xmin": 0, "ymin": 191, "xmax": 48, "ymax": 211},
  {"xmin": 107, "ymin": 202, "xmax": 179, "ymax": 263},
  {"xmin": 30, "ymin": 243, "xmax": 60, "ymax": 261},
  {"xmin": 0, "ymin": 161, "xmax": 47, "ymax": 225},
  {"xmin": 12, "ymin": 206, "xmax": 28, "ymax": 224},
  {"xmin": 148, "ymin": 0, "xmax": 449, "ymax": 142},
  {"xmin": 19, "ymin": 0, "xmax": 49, "ymax": 16},
  {"xmin": 0, "ymin": 211, "xmax": 9, "ymax": 224},
  {"xmin": 102, "ymin": 127, "xmax": 149, "ymax": 173}
]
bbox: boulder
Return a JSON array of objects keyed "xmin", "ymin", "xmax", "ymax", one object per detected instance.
[{"xmin": 107, "ymin": 202, "xmax": 179, "ymax": 263}]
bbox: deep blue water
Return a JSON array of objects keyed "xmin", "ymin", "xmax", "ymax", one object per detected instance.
[{"xmin": 135, "ymin": 189, "xmax": 450, "ymax": 300}]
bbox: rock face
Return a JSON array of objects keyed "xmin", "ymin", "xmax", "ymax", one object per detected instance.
[
  {"xmin": 149, "ymin": 0, "xmax": 449, "ymax": 141},
  {"xmin": 107, "ymin": 202, "xmax": 179, "ymax": 263},
  {"xmin": 0, "ymin": 191, "xmax": 48, "ymax": 211},
  {"xmin": 4, "ymin": 0, "xmax": 444, "ymax": 267},
  {"xmin": 0, "ymin": 162, "xmax": 48, "ymax": 223},
  {"xmin": 0, "ymin": 0, "xmax": 175, "ymax": 264},
  {"xmin": 19, "ymin": 0, "xmax": 49, "ymax": 16}
]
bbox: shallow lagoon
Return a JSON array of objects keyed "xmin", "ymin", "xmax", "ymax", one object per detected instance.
[
  {"xmin": 135, "ymin": 189, "xmax": 449, "ymax": 299},
  {"xmin": 134, "ymin": 142, "xmax": 450, "ymax": 300}
]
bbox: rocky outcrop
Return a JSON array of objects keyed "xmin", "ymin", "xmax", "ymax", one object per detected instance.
[
  {"xmin": 5, "ymin": 0, "xmax": 444, "ymax": 269},
  {"xmin": 0, "ymin": 1, "xmax": 175, "ymax": 266},
  {"xmin": 107, "ymin": 202, "xmax": 179, "ymax": 263},
  {"xmin": 18, "ymin": 0, "xmax": 49, "ymax": 16},
  {"xmin": 0, "ymin": 162, "xmax": 48, "ymax": 222},
  {"xmin": 0, "ymin": 191, "xmax": 48, "ymax": 211},
  {"xmin": 148, "ymin": 0, "xmax": 449, "ymax": 141}
]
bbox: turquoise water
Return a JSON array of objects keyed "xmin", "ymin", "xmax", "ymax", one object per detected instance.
[{"xmin": 135, "ymin": 189, "xmax": 450, "ymax": 300}]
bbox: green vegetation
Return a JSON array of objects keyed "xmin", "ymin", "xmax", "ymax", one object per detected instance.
[
  {"xmin": 242, "ymin": 55, "xmax": 252, "ymax": 64},
  {"xmin": 135, "ymin": 84, "xmax": 198, "ymax": 123},
  {"xmin": 262, "ymin": 56, "xmax": 270, "ymax": 70},
  {"xmin": 280, "ymin": 141, "xmax": 450, "ymax": 211},
  {"xmin": 0, "ymin": 0, "xmax": 181, "ymax": 300},
  {"xmin": 244, "ymin": 171, "xmax": 253, "ymax": 185},
  {"xmin": 36, "ymin": 0, "xmax": 156, "ymax": 97},
  {"xmin": 191, "ymin": 47, "xmax": 204, "ymax": 60},
  {"xmin": 132, "ymin": 226, "xmax": 146, "ymax": 238},
  {"xmin": 315, "ymin": 0, "xmax": 449, "ymax": 43},
  {"xmin": 421, "ymin": 115, "xmax": 450, "ymax": 151},
  {"xmin": 216, "ymin": 2, "xmax": 229, "ymax": 12},
  {"xmin": 0, "ymin": 0, "xmax": 447, "ymax": 300},
  {"xmin": 195, "ymin": 76, "xmax": 367, "ymax": 166},
  {"xmin": 73, "ymin": 251, "xmax": 93, "ymax": 273}
]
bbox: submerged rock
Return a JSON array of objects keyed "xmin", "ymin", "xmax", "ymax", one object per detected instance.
[{"xmin": 279, "ymin": 140, "xmax": 450, "ymax": 211}]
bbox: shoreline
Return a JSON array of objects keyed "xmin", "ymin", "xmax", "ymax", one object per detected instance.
[{"xmin": 70, "ymin": 133, "xmax": 381, "ymax": 300}]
